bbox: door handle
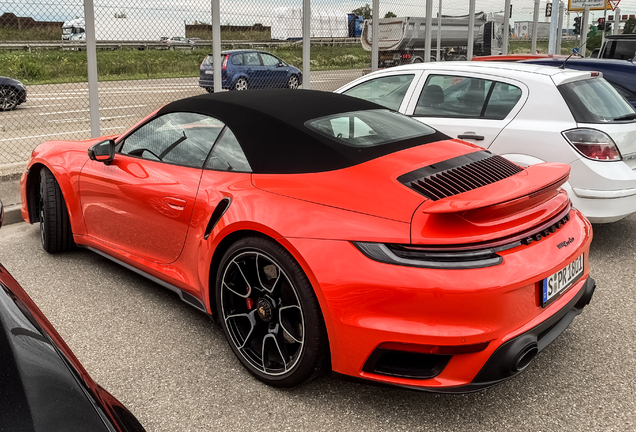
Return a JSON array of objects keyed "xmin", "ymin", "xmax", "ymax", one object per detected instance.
[
  {"xmin": 458, "ymin": 134, "xmax": 485, "ymax": 141},
  {"xmin": 163, "ymin": 196, "xmax": 187, "ymax": 210}
]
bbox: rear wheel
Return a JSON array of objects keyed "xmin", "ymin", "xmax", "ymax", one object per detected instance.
[
  {"xmin": 205, "ymin": 87, "xmax": 214, "ymax": 93},
  {"xmin": 39, "ymin": 168, "xmax": 74, "ymax": 253},
  {"xmin": 233, "ymin": 78, "xmax": 248, "ymax": 91},
  {"xmin": 0, "ymin": 87, "xmax": 18, "ymax": 111},
  {"xmin": 216, "ymin": 236, "xmax": 328, "ymax": 387},
  {"xmin": 287, "ymin": 75, "xmax": 299, "ymax": 89}
]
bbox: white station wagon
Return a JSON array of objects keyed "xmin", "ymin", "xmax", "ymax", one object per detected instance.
[{"xmin": 336, "ymin": 62, "xmax": 636, "ymax": 223}]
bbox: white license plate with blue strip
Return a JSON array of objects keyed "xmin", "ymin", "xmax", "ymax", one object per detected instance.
[{"xmin": 541, "ymin": 254, "xmax": 584, "ymax": 307}]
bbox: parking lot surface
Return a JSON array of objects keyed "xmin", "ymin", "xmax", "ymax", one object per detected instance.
[{"xmin": 0, "ymin": 218, "xmax": 634, "ymax": 432}]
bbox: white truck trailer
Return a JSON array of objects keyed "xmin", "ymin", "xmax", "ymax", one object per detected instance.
[
  {"xmin": 360, "ymin": 12, "xmax": 505, "ymax": 66},
  {"xmin": 62, "ymin": 16, "xmax": 185, "ymax": 41},
  {"xmin": 271, "ymin": 7, "xmax": 349, "ymax": 40}
]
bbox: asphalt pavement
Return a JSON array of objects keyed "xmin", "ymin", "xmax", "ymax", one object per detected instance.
[{"xmin": 0, "ymin": 215, "xmax": 634, "ymax": 431}]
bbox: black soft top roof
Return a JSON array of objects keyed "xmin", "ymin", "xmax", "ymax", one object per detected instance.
[{"xmin": 156, "ymin": 90, "xmax": 446, "ymax": 174}]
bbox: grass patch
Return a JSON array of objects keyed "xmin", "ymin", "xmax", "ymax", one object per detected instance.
[
  {"xmin": 188, "ymin": 29, "xmax": 272, "ymax": 41},
  {"xmin": 0, "ymin": 26, "xmax": 62, "ymax": 41},
  {"xmin": 509, "ymin": 39, "xmax": 580, "ymax": 55},
  {"xmin": 0, "ymin": 45, "xmax": 370, "ymax": 84}
]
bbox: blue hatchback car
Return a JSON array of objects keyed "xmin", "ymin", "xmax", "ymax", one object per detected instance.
[
  {"xmin": 521, "ymin": 57, "xmax": 636, "ymax": 109},
  {"xmin": 199, "ymin": 50, "xmax": 302, "ymax": 92}
]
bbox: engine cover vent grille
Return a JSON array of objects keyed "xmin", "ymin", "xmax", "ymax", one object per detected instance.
[{"xmin": 398, "ymin": 151, "xmax": 524, "ymax": 201}]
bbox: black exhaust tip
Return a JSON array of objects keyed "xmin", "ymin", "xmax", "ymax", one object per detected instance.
[{"xmin": 512, "ymin": 344, "xmax": 538, "ymax": 373}]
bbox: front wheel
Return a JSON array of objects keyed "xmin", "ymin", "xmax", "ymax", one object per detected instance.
[
  {"xmin": 0, "ymin": 87, "xmax": 18, "ymax": 111},
  {"xmin": 287, "ymin": 75, "xmax": 299, "ymax": 89},
  {"xmin": 216, "ymin": 236, "xmax": 328, "ymax": 387},
  {"xmin": 233, "ymin": 78, "xmax": 248, "ymax": 91},
  {"xmin": 39, "ymin": 168, "xmax": 74, "ymax": 253}
]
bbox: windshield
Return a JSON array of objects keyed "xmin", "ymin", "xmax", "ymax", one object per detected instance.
[
  {"xmin": 558, "ymin": 78, "xmax": 636, "ymax": 123},
  {"xmin": 305, "ymin": 109, "xmax": 436, "ymax": 147}
]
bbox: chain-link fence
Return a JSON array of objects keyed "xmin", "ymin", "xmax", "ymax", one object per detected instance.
[{"xmin": 1, "ymin": 0, "xmax": 634, "ymax": 168}]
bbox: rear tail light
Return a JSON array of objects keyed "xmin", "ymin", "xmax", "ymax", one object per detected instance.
[
  {"xmin": 562, "ymin": 128, "xmax": 622, "ymax": 161},
  {"xmin": 222, "ymin": 55, "xmax": 228, "ymax": 70}
]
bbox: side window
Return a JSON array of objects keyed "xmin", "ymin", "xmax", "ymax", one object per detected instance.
[
  {"xmin": 231, "ymin": 54, "xmax": 243, "ymax": 65},
  {"xmin": 483, "ymin": 82, "xmax": 522, "ymax": 120},
  {"xmin": 244, "ymin": 52, "xmax": 261, "ymax": 66},
  {"xmin": 261, "ymin": 54, "xmax": 280, "ymax": 67},
  {"xmin": 120, "ymin": 112, "xmax": 225, "ymax": 168},
  {"xmin": 611, "ymin": 83, "xmax": 636, "ymax": 100},
  {"xmin": 205, "ymin": 127, "xmax": 252, "ymax": 172},
  {"xmin": 342, "ymin": 74, "xmax": 415, "ymax": 111},
  {"xmin": 415, "ymin": 75, "xmax": 493, "ymax": 118}
]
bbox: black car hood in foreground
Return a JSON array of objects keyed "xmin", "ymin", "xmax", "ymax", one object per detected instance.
[{"xmin": 0, "ymin": 264, "xmax": 145, "ymax": 432}]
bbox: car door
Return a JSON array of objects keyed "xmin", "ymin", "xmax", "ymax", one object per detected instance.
[
  {"xmin": 260, "ymin": 53, "xmax": 287, "ymax": 87},
  {"xmin": 404, "ymin": 72, "xmax": 527, "ymax": 148},
  {"xmin": 78, "ymin": 112, "xmax": 225, "ymax": 264},
  {"xmin": 243, "ymin": 51, "xmax": 264, "ymax": 88},
  {"xmin": 339, "ymin": 70, "xmax": 423, "ymax": 113}
]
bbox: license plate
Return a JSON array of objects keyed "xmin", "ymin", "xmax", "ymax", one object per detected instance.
[
  {"xmin": 541, "ymin": 254, "xmax": 584, "ymax": 307},
  {"xmin": 205, "ymin": 70, "xmax": 213, "ymax": 75}
]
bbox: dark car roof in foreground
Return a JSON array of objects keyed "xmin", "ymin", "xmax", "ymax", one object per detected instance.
[{"xmin": 157, "ymin": 89, "xmax": 447, "ymax": 174}]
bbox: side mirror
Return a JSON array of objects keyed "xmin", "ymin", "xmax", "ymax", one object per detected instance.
[
  {"xmin": 88, "ymin": 139, "xmax": 115, "ymax": 165},
  {"xmin": 278, "ymin": 61, "xmax": 284, "ymax": 67}
]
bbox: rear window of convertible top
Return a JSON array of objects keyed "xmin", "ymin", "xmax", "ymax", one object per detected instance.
[{"xmin": 305, "ymin": 109, "xmax": 436, "ymax": 147}]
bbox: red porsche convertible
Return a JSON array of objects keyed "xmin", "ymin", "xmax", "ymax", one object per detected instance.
[{"xmin": 21, "ymin": 90, "xmax": 595, "ymax": 392}]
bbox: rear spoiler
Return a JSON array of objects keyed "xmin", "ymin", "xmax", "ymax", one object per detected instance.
[{"xmin": 419, "ymin": 163, "xmax": 569, "ymax": 214}]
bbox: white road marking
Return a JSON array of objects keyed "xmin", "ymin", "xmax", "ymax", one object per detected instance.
[
  {"xmin": 0, "ymin": 127, "xmax": 123, "ymax": 142},
  {"xmin": 39, "ymin": 104, "xmax": 146, "ymax": 115}
]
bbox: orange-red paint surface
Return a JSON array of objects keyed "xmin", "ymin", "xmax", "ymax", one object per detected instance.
[{"xmin": 20, "ymin": 113, "xmax": 593, "ymax": 391}]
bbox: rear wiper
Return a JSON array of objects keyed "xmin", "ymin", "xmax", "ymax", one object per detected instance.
[{"xmin": 613, "ymin": 113, "xmax": 636, "ymax": 121}]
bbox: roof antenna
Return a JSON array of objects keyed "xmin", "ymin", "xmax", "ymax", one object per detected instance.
[{"xmin": 559, "ymin": 33, "xmax": 593, "ymax": 69}]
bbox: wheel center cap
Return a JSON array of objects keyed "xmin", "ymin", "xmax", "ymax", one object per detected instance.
[{"xmin": 256, "ymin": 298, "xmax": 274, "ymax": 323}]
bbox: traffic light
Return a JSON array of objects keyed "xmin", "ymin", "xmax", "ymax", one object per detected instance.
[
  {"xmin": 574, "ymin": 16, "xmax": 581, "ymax": 35},
  {"xmin": 597, "ymin": 18, "xmax": 605, "ymax": 30}
]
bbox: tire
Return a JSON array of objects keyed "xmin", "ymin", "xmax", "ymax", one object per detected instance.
[
  {"xmin": 216, "ymin": 236, "xmax": 329, "ymax": 387},
  {"xmin": 287, "ymin": 75, "xmax": 299, "ymax": 89},
  {"xmin": 0, "ymin": 86, "xmax": 18, "ymax": 111},
  {"xmin": 39, "ymin": 168, "xmax": 74, "ymax": 253},
  {"xmin": 205, "ymin": 87, "xmax": 214, "ymax": 93},
  {"xmin": 233, "ymin": 77, "xmax": 248, "ymax": 91},
  {"xmin": 412, "ymin": 57, "xmax": 423, "ymax": 63}
]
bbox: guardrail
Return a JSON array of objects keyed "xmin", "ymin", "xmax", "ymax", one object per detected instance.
[{"xmin": 0, "ymin": 37, "xmax": 361, "ymax": 51}]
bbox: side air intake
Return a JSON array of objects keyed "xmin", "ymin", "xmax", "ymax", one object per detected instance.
[{"xmin": 398, "ymin": 151, "xmax": 524, "ymax": 201}]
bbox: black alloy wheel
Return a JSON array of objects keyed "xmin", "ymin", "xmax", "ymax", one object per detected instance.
[
  {"xmin": 0, "ymin": 86, "xmax": 18, "ymax": 111},
  {"xmin": 39, "ymin": 168, "xmax": 74, "ymax": 253},
  {"xmin": 216, "ymin": 236, "xmax": 328, "ymax": 387}
]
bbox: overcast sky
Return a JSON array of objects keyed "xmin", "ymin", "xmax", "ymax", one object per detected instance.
[{"xmin": 1, "ymin": 0, "xmax": 634, "ymax": 25}]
